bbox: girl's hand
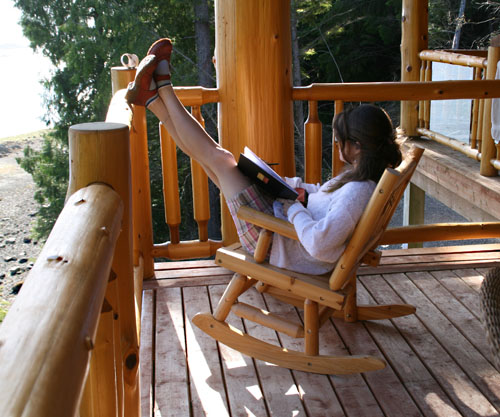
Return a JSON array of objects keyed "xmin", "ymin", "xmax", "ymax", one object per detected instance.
[{"xmin": 273, "ymin": 199, "xmax": 296, "ymax": 220}]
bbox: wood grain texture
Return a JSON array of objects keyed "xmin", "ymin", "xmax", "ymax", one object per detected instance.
[{"xmin": 0, "ymin": 185, "xmax": 122, "ymax": 417}]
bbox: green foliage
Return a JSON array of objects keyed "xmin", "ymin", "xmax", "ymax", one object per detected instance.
[
  {"xmin": 296, "ymin": 0, "xmax": 402, "ymax": 84},
  {"xmin": 14, "ymin": 0, "xmax": 497, "ymax": 241},
  {"xmin": 0, "ymin": 299, "xmax": 10, "ymax": 323},
  {"xmin": 14, "ymin": 0, "xmax": 205, "ymax": 239},
  {"xmin": 17, "ymin": 132, "xmax": 68, "ymax": 239},
  {"xmin": 429, "ymin": 0, "xmax": 499, "ymax": 49}
]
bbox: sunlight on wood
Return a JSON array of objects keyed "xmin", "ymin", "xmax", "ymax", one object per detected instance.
[
  {"xmin": 425, "ymin": 393, "xmax": 462, "ymax": 417},
  {"xmin": 184, "ymin": 319, "xmax": 228, "ymax": 413},
  {"xmin": 246, "ymin": 385, "xmax": 263, "ymax": 401}
]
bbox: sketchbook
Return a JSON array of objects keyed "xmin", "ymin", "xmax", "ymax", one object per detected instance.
[{"xmin": 237, "ymin": 147, "xmax": 298, "ymax": 200}]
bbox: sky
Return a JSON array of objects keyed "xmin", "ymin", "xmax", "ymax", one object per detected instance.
[{"xmin": 0, "ymin": 0, "xmax": 53, "ymax": 138}]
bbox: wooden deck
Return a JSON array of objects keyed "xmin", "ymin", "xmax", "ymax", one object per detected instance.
[{"xmin": 139, "ymin": 245, "xmax": 500, "ymax": 417}]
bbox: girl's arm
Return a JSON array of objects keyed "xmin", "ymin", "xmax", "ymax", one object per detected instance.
[
  {"xmin": 286, "ymin": 182, "xmax": 374, "ymax": 262},
  {"xmin": 284, "ymin": 177, "xmax": 320, "ymax": 194}
]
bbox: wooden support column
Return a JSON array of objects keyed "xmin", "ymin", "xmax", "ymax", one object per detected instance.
[
  {"xmin": 68, "ymin": 123, "xmax": 140, "ymax": 417},
  {"xmin": 480, "ymin": 37, "xmax": 500, "ymax": 177},
  {"xmin": 403, "ymin": 183, "xmax": 425, "ymax": 248},
  {"xmin": 401, "ymin": 0, "xmax": 428, "ymax": 136},
  {"xmin": 215, "ymin": 0, "xmax": 295, "ymax": 244},
  {"xmin": 110, "ymin": 66, "xmax": 155, "ymax": 279}
]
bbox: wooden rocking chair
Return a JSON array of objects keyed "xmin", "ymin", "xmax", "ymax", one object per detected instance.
[{"xmin": 193, "ymin": 145, "xmax": 425, "ymax": 374}]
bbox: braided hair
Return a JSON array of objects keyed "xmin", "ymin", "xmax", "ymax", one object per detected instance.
[{"xmin": 327, "ymin": 104, "xmax": 402, "ymax": 192}]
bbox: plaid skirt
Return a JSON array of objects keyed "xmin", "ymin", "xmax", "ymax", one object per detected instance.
[{"xmin": 226, "ymin": 184, "xmax": 274, "ymax": 254}]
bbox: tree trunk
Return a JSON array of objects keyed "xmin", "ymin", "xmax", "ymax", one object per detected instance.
[
  {"xmin": 193, "ymin": 0, "xmax": 221, "ymax": 239},
  {"xmin": 291, "ymin": 0, "xmax": 305, "ymax": 175},
  {"xmin": 193, "ymin": 0, "xmax": 214, "ymax": 88},
  {"xmin": 452, "ymin": 0, "xmax": 467, "ymax": 49}
]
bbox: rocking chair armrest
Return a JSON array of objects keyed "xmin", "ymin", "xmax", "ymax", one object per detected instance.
[
  {"xmin": 379, "ymin": 221, "xmax": 500, "ymax": 245},
  {"xmin": 237, "ymin": 206, "xmax": 299, "ymax": 241}
]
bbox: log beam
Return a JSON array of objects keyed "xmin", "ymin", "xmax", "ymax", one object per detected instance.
[{"xmin": 0, "ymin": 185, "xmax": 122, "ymax": 417}]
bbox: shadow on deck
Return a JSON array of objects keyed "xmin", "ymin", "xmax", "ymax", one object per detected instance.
[{"xmin": 140, "ymin": 244, "xmax": 500, "ymax": 417}]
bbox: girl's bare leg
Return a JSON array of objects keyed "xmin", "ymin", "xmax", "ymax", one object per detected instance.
[
  {"xmin": 147, "ymin": 98, "xmax": 222, "ymax": 188},
  {"xmin": 148, "ymin": 87, "xmax": 252, "ymax": 199}
]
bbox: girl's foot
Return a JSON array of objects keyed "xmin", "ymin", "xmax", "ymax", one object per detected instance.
[
  {"xmin": 147, "ymin": 38, "xmax": 173, "ymax": 88},
  {"xmin": 125, "ymin": 54, "xmax": 159, "ymax": 107}
]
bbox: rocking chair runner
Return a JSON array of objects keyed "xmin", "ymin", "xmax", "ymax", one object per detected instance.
[{"xmin": 193, "ymin": 145, "xmax": 425, "ymax": 374}]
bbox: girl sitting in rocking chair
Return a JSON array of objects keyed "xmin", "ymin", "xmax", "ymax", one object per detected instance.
[{"xmin": 126, "ymin": 38, "xmax": 402, "ymax": 275}]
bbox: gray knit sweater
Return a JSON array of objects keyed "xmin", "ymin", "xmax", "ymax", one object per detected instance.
[{"xmin": 269, "ymin": 176, "xmax": 376, "ymax": 275}]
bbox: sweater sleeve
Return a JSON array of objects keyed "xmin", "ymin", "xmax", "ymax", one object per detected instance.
[
  {"xmin": 284, "ymin": 177, "xmax": 321, "ymax": 193},
  {"xmin": 286, "ymin": 182, "xmax": 373, "ymax": 262}
]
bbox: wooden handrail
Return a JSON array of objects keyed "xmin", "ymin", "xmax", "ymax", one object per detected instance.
[
  {"xmin": 175, "ymin": 86, "xmax": 219, "ymax": 106},
  {"xmin": 292, "ymin": 80, "xmax": 500, "ymax": 102},
  {"xmin": 419, "ymin": 49, "xmax": 487, "ymax": 68},
  {"xmin": 380, "ymin": 222, "xmax": 500, "ymax": 245},
  {"xmin": 416, "ymin": 128, "xmax": 481, "ymax": 161},
  {"xmin": 0, "ymin": 184, "xmax": 123, "ymax": 417}
]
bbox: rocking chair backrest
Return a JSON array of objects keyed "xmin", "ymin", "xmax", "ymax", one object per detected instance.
[{"xmin": 329, "ymin": 145, "xmax": 424, "ymax": 291}]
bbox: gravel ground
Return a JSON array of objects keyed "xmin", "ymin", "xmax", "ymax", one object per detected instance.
[{"xmin": 0, "ymin": 134, "xmax": 44, "ymax": 304}]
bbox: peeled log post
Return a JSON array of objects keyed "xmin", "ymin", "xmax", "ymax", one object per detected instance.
[
  {"xmin": 480, "ymin": 41, "xmax": 500, "ymax": 177},
  {"xmin": 400, "ymin": 0, "xmax": 428, "ymax": 136},
  {"xmin": 109, "ymin": 66, "xmax": 155, "ymax": 279},
  {"xmin": 215, "ymin": 0, "xmax": 295, "ymax": 245},
  {"xmin": 0, "ymin": 184, "xmax": 123, "ymax": 417},
  {"xmin": 68, "ymin": 122, "xmax": 140, "ymax": 417}
]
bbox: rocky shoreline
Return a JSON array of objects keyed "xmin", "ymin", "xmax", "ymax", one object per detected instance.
[{"xmin": 0, "ymin": 135, "xmax": 44, "ymax": 304}]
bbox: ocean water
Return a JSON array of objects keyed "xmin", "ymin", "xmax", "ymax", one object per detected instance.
[{"xmin": 0, "ymin": 0, "xmax": 53, "ymax": 139}]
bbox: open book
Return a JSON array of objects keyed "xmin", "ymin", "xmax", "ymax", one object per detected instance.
[{"xmin": 237, "ymin": 147, "xmax": 298, "ymax": 200}]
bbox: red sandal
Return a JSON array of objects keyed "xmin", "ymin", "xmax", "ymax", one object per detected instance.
[
  {"xmin": 125, "ymin": 54, "xmax": 159, "ymax": 107},
  {"xmin": 147, "ymin": 38, "xmax": 173, "ymax": 86}
]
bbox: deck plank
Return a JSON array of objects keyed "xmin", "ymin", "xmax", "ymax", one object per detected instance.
[
  {"xmin": 331, "ymin": 314, "xmax": 423, "ymax": 417},
  {"xmin": 359, "ymin": 275, "xmax": 468, "ymax": 417},
  {"xmin": 208, "ymin": 284, "xmax": 270, "ymax": 417},
  {"xmin": 238, "ymin": 288, "xmax": 307, "ymax": 416},
  {"xmin": 378, "ymin": 273, "xmax": 500, "ymax": 415},
  {"xmin": 406, "ymin": 271, "xmax": 494, "ymax": 360},
  {"xmin": 430, "ymin": 270, "xmax": 483, "ymax": 319},
  {"xmin": 140, "ymin": 290, "xmax": 154, "ymax": 417},
  {"xmin": 261, "ymin": 294, "xmax": 348, "ymax": 417},
  {"xmin": 453, "ymin": 268, "xmax": 485, "ymax": 292},
  {"xmin": 383, "ymin": 272, "xmax": 500, "ymax": 413},
  {"xmin": 140, "ymin": 255, "xmax": 500, "ymax": 417},
  {"xmin": 154, "ymin": 288, "xmax": 191, "ymax": 417},
  {"xmin": 183, "ymin": 286, "xmax": 230, "ymax": 417}
]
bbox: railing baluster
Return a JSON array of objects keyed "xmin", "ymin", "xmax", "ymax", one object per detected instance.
[
  {"xmin": 304, "ymin": 100, "xmax": 322, "ymax": 184},
  {"xmin": 478, "ymin": 94, "xmax": 485, "ymax": 152},
  {"xmin": 160, "ymin": 123, "xmax": 182, "ymax": 244},
  {"xmin": 424, "ymin": 60, "xmax": 431, "ymax": 129},
  {"xmin": 333, "ymin": 100, "xmax": 344, "ymax": 178},
  {"xmin": 470, "ymin": 67, "xmax": 481, "ymax": 149},
  {"xmin": 191, "ymin": 106, "xmax": 211, "ymax": 242},
  {"xmin": 419, "ymin": 61, "xmax": 425, "ymax": 127}
]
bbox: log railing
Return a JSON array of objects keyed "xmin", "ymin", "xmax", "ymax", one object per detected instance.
[
  {"xmin": 122, "ymin": 77, "xmax": 500, "ymax": 268},
  {"xmin": 3, "ymin": 63, "xmax": 500, "ymax": 417},
  {"xmin": 294, "ymin": 78, "xmax": 500, "ymax": 184},
  {"xmin": 417, "ymin": 45, "xmax": 500, "ymax": 175},
  {"xmin": 0, "ymin": 117, "xmax": 136, "ymax": 416}
]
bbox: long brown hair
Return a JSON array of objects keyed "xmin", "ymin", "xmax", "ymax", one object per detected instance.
[{"xmin": 328, "ymin": 104, "xmax": 402, "ymax": 192}]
